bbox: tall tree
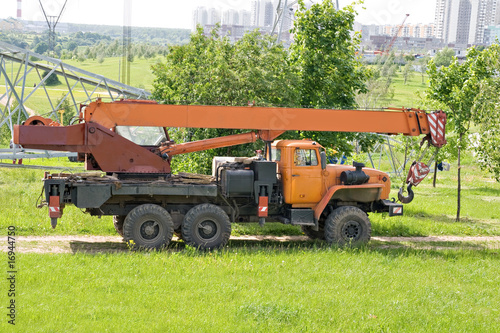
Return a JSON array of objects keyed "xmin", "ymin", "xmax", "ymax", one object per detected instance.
[
  {"xmin": 152, "ymin": 26, "xmax": 299, "ymax": 106},
  {"xmin": 426, "ymin": 45, "xmax": 500, "ymax": 221},
  {"xmin": 290, "ymin": 0, "xmax": 368, "ymax": 108},
  {"xmin": 469, "ymin": 46, "xmax": 500, "ymax": 181},
  {"xmin": 288, "ymin": 0, "xmax": 378, "ymax": 156}
]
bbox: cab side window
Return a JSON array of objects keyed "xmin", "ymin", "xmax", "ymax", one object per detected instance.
[
  {"xmin": 294, "ymin": 149, "xmax": 318, "ymax": 166},
  {"xmin": 271, "ymin": 148, "xmax": 281, "ymax": 161}
]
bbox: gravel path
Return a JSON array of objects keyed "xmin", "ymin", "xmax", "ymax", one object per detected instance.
[{"xmin": 3, "ymin": 235, "xmax": 500, "ymax": 254}]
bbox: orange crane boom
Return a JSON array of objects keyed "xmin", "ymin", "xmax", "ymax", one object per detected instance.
[
  {"xmin": 85, "ymin": 99, "xmax": 427, "ymax": 136},
  {"xmin": 13, "ymin": 99, "xmax": 446, "ymax": 174}
]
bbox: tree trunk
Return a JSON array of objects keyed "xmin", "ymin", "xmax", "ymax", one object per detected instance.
[
  {"xmin": 433, "ymin": 159, "xmax": 438, "ymax": 188},
  {"xmin": 456, "ymin": 132, "xmax": 463, "ymax": 222}
]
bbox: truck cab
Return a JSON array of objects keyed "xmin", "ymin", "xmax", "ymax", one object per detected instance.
[
  {"xmin": 272, "ymin": 140, "xmax": 325, "ymax": 207},
  {"xmin": 271, "ymin": 140, "xmax": 392, "ymax": 209}
]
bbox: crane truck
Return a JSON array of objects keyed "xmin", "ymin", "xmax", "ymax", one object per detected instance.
[{"xmin": 13, "ymin": 99, "xmax": 447, "ymax": 250}]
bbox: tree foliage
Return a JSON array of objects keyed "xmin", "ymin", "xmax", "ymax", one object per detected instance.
[
  {"xmin": 468, "ymin": 47, "xmax": 500, "ymax": 181},
  {"xmin": 356, "ymin": 55, "xmax": 396, "ymax": 108},
  {"xmin": 151, "ymin": 1, "xmax": 376, "ymax": 173},
  {"xmin": 426, "ymin": 45, "xmax": 500, "ymax": 220},
  {"xmin": 290, "ymin": 0, "xmax": 368, "ymax": 109},
  {"xmin": 151, "ymin": 26, "xmax": 300, "ymax": 173},
  {"xmin": 288, "ymin": 0, "xmax": 379, "ymax": 158},
  {"xmin": 152, "ymin": 27, "xmax": 299, "ymax": 106},
  {"xmin": 42, "ymin": 70, "xmax": 61, "ymax": 86},
  {"xmin": 432, "ymin": 47, "xmax": 455, "ymax": 68}
]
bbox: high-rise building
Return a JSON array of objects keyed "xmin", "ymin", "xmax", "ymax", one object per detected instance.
[
  {"xmin": 208, "ymin": 8, "xmax": 221, "ymax": 26},
  {"xmin": 435, "ymin": 0, "xmax": 499, "ymax": 45},
  {"xmin": 251, "ymin": 0, "xmax": 277, "ymax": 27},
  {"xmin": 223, "ymin": 9, "xmax": 239, "ymax": 25},
  {"xmin": 240, "ymin": 10, "xmax": 252, "ymax": 27},
  {"xmin": 193, "ymin": 7, "xmax": 208, "ymax": 30},
  {"xmin": 193, "ymin": 7, "xmax": 222, "ymax": 30}
]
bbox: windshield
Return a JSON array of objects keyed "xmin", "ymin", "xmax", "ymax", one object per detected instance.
[{"xmin": 115, "ymin": 126, "xmax": 167, "ymax": 146}]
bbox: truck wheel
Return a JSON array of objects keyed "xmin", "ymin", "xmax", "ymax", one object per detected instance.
[
  {"xmin": 113, "ymin": 215, "xmax": 125, "ymax": 237},
  {"xmin": 123, "ymin": 204, "xmax": 174, "ymax": 251},
  {"xmin": 324, "ymin": 206, "xmax": 371, "ymax": 246},
  {"xmin": 301, "ymin": 220, "xmax": 325, "ymax": 240},
  {"xmin": 182, "ymin": 204, "xmax": 231, "ymax": 250}
]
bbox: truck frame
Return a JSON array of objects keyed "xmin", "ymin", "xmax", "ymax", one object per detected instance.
[{"xmin": 14, "ymin": 99, "xmax": 447, "ymax": 250}]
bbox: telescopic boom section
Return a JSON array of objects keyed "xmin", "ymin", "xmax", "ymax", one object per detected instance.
[
  {"xmin": 85, "ymin": 99, "xmax": 434, "ymax": 136},
  {"xmin": 13, "ymin": 99, "xmax": 446, "ymax": 174}
]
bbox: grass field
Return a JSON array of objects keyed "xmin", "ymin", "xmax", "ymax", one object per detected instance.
[
  {"xmin": 390, "ymin": 71, "xmax": 429, "ymax": 108},
  {"xmin": 1, "ymin": 247, "xmax": 499, "ymax": 332}
]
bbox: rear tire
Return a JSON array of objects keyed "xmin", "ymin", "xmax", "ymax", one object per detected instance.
[
  {"xmin": 123, "ymin": 204, "xmax": 174, "ymax": 251},
  {"xmin": 324, "ymin": 206, "xmax": 371, "ymax": 246},
  {"xmin": 182, "ymin": 204, "xmax": 231, "ymax": 250},
  {"xmin": 113, "ymin": 215, "xmax": 125, "ymax": 237}
]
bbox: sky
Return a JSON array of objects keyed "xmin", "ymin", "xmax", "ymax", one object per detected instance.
[{"xmin": 1, "ymin": 0, "xmax": 436, "ymax": 29}]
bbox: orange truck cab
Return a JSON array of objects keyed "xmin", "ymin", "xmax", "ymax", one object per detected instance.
[{"xmin": 272, "ymin": 139, "xmax": 396, "ymax": 222}]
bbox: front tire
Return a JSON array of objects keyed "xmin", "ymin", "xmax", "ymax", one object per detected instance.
[
  {"xmin": 324, "ymin": 206, "xmax": 371, "ymax": 246},
  {"xmin": 182, "ymin": 204, "xmax": 231, "ymax": 250},
  {"xmin": 123, "ymin": 204, "xmax": 174, "ymax": 251}
]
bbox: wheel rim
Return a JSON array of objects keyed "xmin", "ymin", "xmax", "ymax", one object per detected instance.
[
  {"xmin": 342, "ymin": 220, "xmax": 361, "ymax": 241},
  {"xmin": 140, "ymin": 220, "xmax": 160, "ymax": 240},
  {"xmin": 197, "ymin": 219, "xmax": 219, "ymax": 241}
]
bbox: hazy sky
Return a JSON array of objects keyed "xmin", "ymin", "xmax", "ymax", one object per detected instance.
[{"xmin": 1, "ymin": 0, "xmax": 436, "ymax": 29}]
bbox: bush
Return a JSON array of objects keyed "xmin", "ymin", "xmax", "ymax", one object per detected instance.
[{"xmin": 42, "ymin": 70, "xmax": 61, "ymax": 86}]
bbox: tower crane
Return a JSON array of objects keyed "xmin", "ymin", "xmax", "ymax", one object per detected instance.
[{"xmin": 384, "ymin": 14, "xmax": 410, "ymax": 54}]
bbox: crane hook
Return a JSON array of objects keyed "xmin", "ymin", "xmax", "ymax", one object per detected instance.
[{"xmin": 398, "ymin": 184, "xmax": 414, "ymax": 204}]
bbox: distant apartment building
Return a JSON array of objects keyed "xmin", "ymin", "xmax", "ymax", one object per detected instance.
[
  {"xmin": 360, "ymin": 22, "xmax": 438, "ymax": 51},
  {"xmin": 193, "ymin": 7, "xmax": 222, "ymax": 30},
  {"xmin": 194, "ymin": 1, "xmax": 295, "ymax": 43},
  {"xmin": 362, "ymin": 23, "xmax": 435, "ymax": 41},
  {"xmin": 434, "ymin": 0, "xmax": 500, "ymax": 45},
  {"xmin": 484, "ymin": 24, "xmax": 500, "ymax": 43},
  {"xmin": 369, "ymin": 35, "xmax": 444, "ymax": 51},
  {"xmin": 251, "ymin": 0, "xmax": 275, "ymax": 27}
]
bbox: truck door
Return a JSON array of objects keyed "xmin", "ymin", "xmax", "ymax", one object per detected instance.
[{"xmin": 290, "ymin": 148, "xmax": 323, "ymax": 205}]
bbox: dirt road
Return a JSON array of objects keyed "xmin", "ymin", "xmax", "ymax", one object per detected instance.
[
  {"xmin": 0, "ymin": 96, "xmax": 36, "ymax": 116},
  {"xmin": 3, "ymin": 235, "xmax": 500, "ymax": 254}
]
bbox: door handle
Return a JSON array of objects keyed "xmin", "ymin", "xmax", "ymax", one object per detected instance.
[{"xmin": 292, "ymin": 174, "xmax": 300, "ymax": 177}]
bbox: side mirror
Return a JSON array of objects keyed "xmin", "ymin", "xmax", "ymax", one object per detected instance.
[{"xmin": 320, "ymin": 151, "xmax": 327, "ymax": 170}]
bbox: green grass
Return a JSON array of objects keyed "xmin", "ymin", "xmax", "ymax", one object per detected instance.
[
  {"xmin": 0, "ymin": 159, "xmax": 115, "ymax": 235},
  {"xmin": 389, "ymin": 70, "xmax": 429, "ymax": 108},
  {"xmin": 369, "ymin": 154, "xmax": 500, "ymax": 237},
  {"xmin": 2, "ymin": 247, "xmax": 499, "ymax": 332},
  {"xmin": 61, "ymin": 57, "xmax": 162, "ymax": 90}
]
